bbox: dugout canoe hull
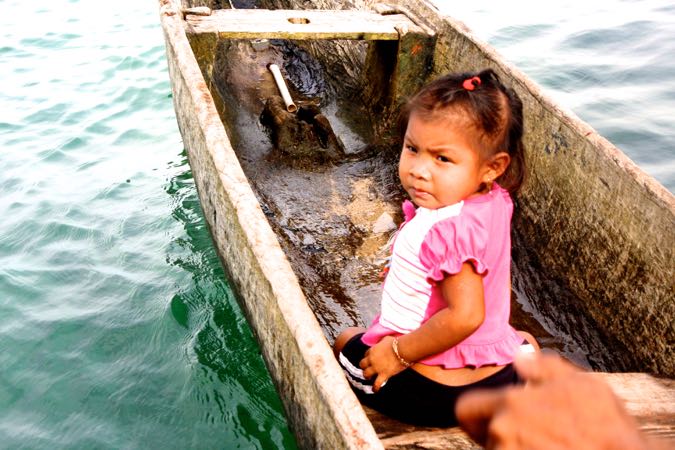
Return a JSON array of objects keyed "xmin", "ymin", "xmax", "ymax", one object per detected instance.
[{"xmin": 159, "ymin": 0, "xmax": 674, "ymax": 448}]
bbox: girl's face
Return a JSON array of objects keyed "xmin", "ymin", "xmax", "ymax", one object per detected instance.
[{"xmin": 399, "ymin": 111, "xmax": 492, "ymax": 209}]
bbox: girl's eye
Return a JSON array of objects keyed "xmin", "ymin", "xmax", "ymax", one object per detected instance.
[
  {"xmin": 406, "ymin": 145, "xmax": 417, "ymax": 153},
  {"xmin": 437, "ymin": 155, "xmax": 450, "ymax": 163}
]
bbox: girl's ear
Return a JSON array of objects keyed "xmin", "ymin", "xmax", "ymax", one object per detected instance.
[{"xmin": 482, "ymin": 152, "xmax": 511, "ymax": 183}]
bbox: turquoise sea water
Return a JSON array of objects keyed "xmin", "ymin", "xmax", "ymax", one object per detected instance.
[
  {"xmin": 434, "ymin": 0, "xmax": 675, "ymax": 192},
  {"xmin": 2, "ymin": 0, "xmax": 673, "ymax": 449},
  {"xmin": 0, "ymin": 1, "xmax": 296, "ymax": 448}
]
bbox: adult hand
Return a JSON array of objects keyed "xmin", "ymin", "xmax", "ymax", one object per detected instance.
[
  {"xmin": 359, "ymin": 335, "xmax": 406, "ymax": 392},
  {"xmin": 456, "ymin": 352, "xmax": 651, "ymax": 450}
]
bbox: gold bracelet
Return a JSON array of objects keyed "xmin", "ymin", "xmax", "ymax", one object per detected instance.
[{"xmin": 392, "ymin": 337, "xmax": 413, "ymax": 368}]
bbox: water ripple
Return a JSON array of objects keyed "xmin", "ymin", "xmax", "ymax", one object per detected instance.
[{"xmin": 0, "ymin": 1, "xmax": 297, "ymax": 446}]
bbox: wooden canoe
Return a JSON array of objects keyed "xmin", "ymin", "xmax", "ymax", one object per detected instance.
[{"xmin": 158, "ymin": 0, "xmax": 674, "ymax": 448}]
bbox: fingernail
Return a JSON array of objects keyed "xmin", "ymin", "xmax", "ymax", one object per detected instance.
[{"xmin": 514, "ymin": 351, "xmax": 536, "ymax": 371}]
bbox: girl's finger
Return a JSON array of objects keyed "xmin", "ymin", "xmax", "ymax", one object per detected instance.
[
  {"xmin": 373, "ymin": 374, "xmax": 388, "ymax": 393},
  {"xmin": 362, "ymin": 366, "xmax": 377, "ymax": 380},
  {"xmin": 359, "ymin": 356, "xmax": 377, "ymax": 380}
]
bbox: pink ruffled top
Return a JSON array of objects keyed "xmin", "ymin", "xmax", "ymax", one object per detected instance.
[{"xmin": 361, "ymin": 184, "xmax": 522, "ymax": 368}]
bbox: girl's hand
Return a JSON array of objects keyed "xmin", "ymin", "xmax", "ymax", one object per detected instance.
[{"xmin": 359, "ymin": 336, "xmax": 406, "ymax": 392}]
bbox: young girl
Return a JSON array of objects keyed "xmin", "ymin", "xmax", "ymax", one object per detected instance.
[{"xmin": 334, "ymin": 69, "xmax": 538, "ymax": 427}]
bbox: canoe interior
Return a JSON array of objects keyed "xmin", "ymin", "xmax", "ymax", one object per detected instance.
[
  {"xmin": 189, "ymin": 1, "xmax": 640, "ymax": 370},
  {"xmin": 164, "ymin": 0, "xmax": 675, "ymax": 447}
]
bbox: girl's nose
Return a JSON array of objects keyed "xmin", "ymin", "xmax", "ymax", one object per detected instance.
[{"xmin": 410, "ymin": 160, "xmax": 431, "ymax": 180}]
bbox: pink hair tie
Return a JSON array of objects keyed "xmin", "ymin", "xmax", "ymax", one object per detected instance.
[{"xmin": 463, "ymin": 76, "xmax": 481, "ymax": 91}]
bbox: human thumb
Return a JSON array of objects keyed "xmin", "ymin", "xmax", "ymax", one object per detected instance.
[{"xmin": 514, "ymin": 352, "xmax": 580, "ymax": 384}]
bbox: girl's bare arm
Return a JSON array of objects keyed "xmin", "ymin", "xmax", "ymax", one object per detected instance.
[
  {"xmin": 398, "ymin": 261, "xmax": 485, "ymax": 359},
  {"xmin": 360, "ymin": 261, "xmax": 485, "ymax": 389}
]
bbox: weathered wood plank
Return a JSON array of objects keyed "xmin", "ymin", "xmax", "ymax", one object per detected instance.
[
  {"xmin": 598, "ymin": 372, "xmax": 675, "ymax": 441},
  {"xmin": 599, "ymin": 373, "xmax": 675, "ymax": 416},
  {"xmin": 185, "ymin": 8, "xmax": 424, "ymax": 40}
]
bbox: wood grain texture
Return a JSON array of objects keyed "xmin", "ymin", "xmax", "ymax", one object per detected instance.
[{"xmin": 185, "ymin": 8, "xmax": 422, "ymax": 40}]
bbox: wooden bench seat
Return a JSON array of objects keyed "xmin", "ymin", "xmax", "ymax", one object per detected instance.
[{"xmin": 184, "ymin": 8, "xmax": 425, "ymax": 40}]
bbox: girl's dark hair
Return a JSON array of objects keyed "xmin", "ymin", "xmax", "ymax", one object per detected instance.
[{"xmin": 399, "ymin": 69, "xmax": 526, "ymax": 194}]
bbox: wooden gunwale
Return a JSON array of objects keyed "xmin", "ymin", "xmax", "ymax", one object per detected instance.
[{"xmin": 159, "ymin": 0, "xmax": 675, "ymax": 447}]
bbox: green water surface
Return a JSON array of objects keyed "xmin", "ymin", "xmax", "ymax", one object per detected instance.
[{"xmin": 0, "ymin": 0, "xmax": 297, "ymax": 448}]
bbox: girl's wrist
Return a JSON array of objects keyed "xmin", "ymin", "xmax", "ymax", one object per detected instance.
[{"xmin": 392, "ymin": 337, "xmax": 413, "ymax": 368}]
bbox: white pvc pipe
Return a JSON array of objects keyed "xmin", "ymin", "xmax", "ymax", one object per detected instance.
[{"xmin": 268, "ymin": 64, "xmax": 297, "ymax": 113}]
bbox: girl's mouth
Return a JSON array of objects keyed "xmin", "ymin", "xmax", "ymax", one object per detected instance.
[{"xmin": 411, "ymin": 187, "xmax": 431, "ymax": 198}]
